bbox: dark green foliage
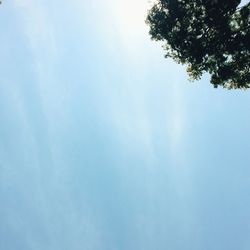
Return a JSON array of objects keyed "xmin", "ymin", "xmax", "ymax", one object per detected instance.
[{"xmin": 146, "ymin": 0, "xmax": 250, "ymax": 89}]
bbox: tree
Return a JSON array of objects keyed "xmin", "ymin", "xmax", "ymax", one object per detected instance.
[{"xmin": 146, "ymin": 0, "xmax": 250, "ymax": 89}]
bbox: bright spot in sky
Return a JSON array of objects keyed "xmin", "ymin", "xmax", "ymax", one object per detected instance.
[{"xmin": 111, "ymin": 0, "xmax": 151, "ymax": 45}]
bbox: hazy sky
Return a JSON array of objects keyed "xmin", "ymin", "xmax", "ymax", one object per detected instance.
[{"xmin": 1, "ymin": 1, "xmax": 250, "ymax": 249}]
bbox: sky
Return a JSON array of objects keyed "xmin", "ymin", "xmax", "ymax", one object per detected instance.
[{"xmin": 0, "ymin": 0, "xmax": 250, "ymax": 249}]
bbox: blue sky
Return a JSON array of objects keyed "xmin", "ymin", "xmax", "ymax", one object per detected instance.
[{"xmin": 0, "ymin": 0, "xmax": 250, "ymax": 249}]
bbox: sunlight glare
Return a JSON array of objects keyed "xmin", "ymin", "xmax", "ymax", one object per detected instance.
[{"xmin": 112, "ymin": 0, "xmax": 152, "ymax": 46}]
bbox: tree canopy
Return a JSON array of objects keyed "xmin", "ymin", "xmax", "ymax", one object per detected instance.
[{"xmin": 146, "ymin": 0, "xmax": 250, "ymax": 89}]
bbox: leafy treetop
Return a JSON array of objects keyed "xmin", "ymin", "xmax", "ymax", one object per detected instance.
[{"xmin": 146, "ymin": 0, "xmax": 250, "ymax": 89}]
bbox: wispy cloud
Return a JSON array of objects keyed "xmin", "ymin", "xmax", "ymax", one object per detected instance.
[
  {"xmin": 167, "ymin": 81, "xmax": 187, "ymax": 154},
  {"xmin": 13, "ymin": 0, "xmax": 57, "ymax": 60}
]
